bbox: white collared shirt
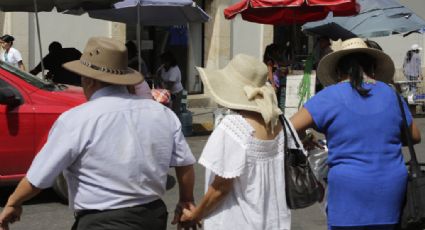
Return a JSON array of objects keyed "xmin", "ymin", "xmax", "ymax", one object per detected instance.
[
  {"xmin": 27, "ymin": 85, "xmax": 195, "ymax": 211},
  {"xmin": 159, "ymin": 65, "xmax": 184, "ymax": 94},
  {"xmin": 1, "ymin": 47, "xmax": 23, "ymax": 68}
]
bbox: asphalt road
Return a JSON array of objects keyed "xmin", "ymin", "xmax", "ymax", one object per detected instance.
[{"xmin": 1, "ymin": 118, "xmax": 425, "ymax": 230}]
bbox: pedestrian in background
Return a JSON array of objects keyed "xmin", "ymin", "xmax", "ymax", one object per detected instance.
[
  {"xmin": 291, "ymin": 38, "xmax": 421, "ymax": 230},
  {"xmin": 0, "ymin": 37, "xmax": 197, "ymax": 230},
  {"xmin": 30, "ymin": 41, "xmax": 82, "ymax": 86},
  {"xmin": 157, "ymin": 51, "xmax": 184, "ymax": 116},
  {"xmin": 179, "ymin": 54, "xmax": 299, "ymax": 230},
  {"xmin": 0, "ymin": 34, "xmax": 26, "ymax": 71},
  {"xmin": 263, "ymin": 43, "xmax": 290, "ymax": 111},
  {"xmin": 403, "ymin": 44, "xmax": 423, "ymax": 95}
]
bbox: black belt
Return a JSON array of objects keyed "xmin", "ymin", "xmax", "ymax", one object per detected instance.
[{"xmin": 74, "ymin": 199, "xmax": 163, "ymax": 219}]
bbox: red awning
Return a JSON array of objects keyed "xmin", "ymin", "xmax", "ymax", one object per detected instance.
[{"xmin": 224, "ymin": 0, "xmax": 359, "ymax": 25}]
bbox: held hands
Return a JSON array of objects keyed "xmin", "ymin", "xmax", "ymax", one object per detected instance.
[
  {"xmin": 0, "ymin": 205, "xmax": 23, "ymax": 230},
  {"xmin": 171, "ymin": 201, "xmax": 202, "ymax": 230}
]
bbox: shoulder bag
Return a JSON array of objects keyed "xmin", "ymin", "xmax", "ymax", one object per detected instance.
[
  {"xmin": 280, "ymin": 115, "xmax": 324, "ymax": 209},
  {"xmin": 396, "ymin": 93, "xmax": 425, "ymax": 230}
]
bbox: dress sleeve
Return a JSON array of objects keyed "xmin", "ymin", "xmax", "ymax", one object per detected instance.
[
  {"xmin": 304, "ymin": 89, "xmax": 337, "ymax": 133},
  {"xmin": 198, "ymin": 117, "xmax": 247, "ymax": 179}
]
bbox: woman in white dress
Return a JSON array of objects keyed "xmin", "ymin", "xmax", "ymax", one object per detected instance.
[{"xmin": 178, "ymin": 54, "xmax": 302, "ymax": 230}]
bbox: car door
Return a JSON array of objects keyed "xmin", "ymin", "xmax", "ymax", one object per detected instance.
[{"xmin": 0, "ymin": 77, "xmax": 35, "ymax": 179}]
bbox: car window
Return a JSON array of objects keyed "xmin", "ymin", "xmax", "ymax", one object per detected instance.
[{"xmin": 0, "ymin": 60, "xmax": 59, "ymax": 91}]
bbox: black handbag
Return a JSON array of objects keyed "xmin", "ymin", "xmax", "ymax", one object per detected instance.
[
  {"xmin": 280, "ymin": 115, "xmax": 324, "ymax": 209},
  {"xmin": 396, "ymin": 93, "xmax": 425, "ymax": 230}
]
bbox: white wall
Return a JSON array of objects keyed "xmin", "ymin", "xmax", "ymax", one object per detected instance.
[
  {"xmin": 230, "ymin": 15, "xmax": 265, "ymax": 59},
  {"xmin": 29, "ymin": 12, "xmax": 112, "ymax": 70}
]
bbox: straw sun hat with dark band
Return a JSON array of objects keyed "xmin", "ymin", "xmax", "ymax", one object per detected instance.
[
  {"xmin": 63, "ymin": 37, "xmax": 143, "ymax": 85},
  {"xmin": 317, "ymin": 38, "xmax": 395, "ymax": 87},
  {"xmin": 196, "ymin": 54, "xmax": 282, "ymax": 129}
]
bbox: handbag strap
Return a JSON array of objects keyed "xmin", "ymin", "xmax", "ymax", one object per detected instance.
[
  {"xmin": 279, "ymin": 115, "xmax": 301, "ymax": 153},
  {"xmin": 395, "ymin": 91, "xmax": 422, "ymax": 176}
]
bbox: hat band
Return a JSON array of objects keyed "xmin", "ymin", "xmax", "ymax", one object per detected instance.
[{"xmin": 80, "ymin": 60, "xmax": 132, "ymax": 75}]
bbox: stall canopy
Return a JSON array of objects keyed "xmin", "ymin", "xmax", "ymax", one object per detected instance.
[
  {"xmin": 224, "ymin": 0, "xmax": 359, "ymax": 25},
  {"xmin": 0, "ymin": 0, "xmax": 120, "ymax": 12},
  {"xmin": 87, "ymin": 0, "xmax": 210, "ymax": 26},
  {"xmin": 302, "ymin": 0, "xmax": 425, "ymax": 39}
]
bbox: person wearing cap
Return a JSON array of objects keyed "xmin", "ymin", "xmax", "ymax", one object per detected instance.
[
  {"xmin": 0, "ymin": 34, "xmax": 26, "ymax": 71},
  {"xmin": 179, "ymin": 54, "xmax": 300, "ymax": 229},
  {"xmin": 403, "ymin": 44, "xmax": 423, "ymax": 95},
  {"xmin": 0, "ymin": 37, "xmax": 197, "ymax": 230},
  {"xmin": 290, "ymin": 38, "xmax": 421, "ymax": 229}
]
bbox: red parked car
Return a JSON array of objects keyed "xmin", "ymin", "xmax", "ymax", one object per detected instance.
[{"xmin": 0, "ymin": 61, "xmax": 85, "ymax": 197}]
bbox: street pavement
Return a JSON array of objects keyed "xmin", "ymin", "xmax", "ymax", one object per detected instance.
[{"xmin": 1, "ymin": 117, "xmax": 425, "ymax": 230}]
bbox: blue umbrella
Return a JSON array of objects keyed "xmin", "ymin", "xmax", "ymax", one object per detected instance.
[{"xmin": 302, "ymin": 0, "xmax": 425, "ymax": 39}]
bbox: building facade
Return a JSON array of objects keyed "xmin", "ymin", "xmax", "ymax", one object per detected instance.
[{"xmin": 1, "ymin": 2, "xmax": 424, "ymax": 101}]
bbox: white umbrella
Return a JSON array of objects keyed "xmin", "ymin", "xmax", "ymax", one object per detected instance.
[
  {"xmin": 88, "ymin": 0, "xmax": 209, "ymax": 26},
  {"xmin": 0, "ymin": 0, "xmax": 119, "ymax": 12}
]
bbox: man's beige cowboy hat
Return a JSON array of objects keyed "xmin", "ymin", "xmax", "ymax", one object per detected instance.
[
  {"xmin": 63, "ymin": 37, "xmax": 143, "ymax": 85},
  {"xmin": 196, "ymin": 54, "xmax": 282, "ymax": 128},
  {"xmin": 317, "ymin": 38, "xmax": 395, "ymax": 87}
]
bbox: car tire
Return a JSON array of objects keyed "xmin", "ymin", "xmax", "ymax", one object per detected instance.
[{"xmin": 52, "ymin": 173, "xmax": 68, "ymax": 204}]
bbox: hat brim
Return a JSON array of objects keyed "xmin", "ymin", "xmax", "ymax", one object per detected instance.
[
  {"xmin": 63, "ymin": 60, "xmax": 144, "ymax": 86},
  {"xmin": 317, "ymin": 48, "xmax": 395, "ymax": 87},
  {"xmin": 196, "ymin": 66, "xmax": 262, "ymax": 113}
]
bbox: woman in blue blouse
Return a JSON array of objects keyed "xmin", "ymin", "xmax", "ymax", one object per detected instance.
[{"xmin": 290, "ymin": 38, "xmax": 421, "ymax": 230}]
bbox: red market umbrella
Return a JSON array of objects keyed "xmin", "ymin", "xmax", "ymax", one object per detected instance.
[{"xmin": 224, "ymin": 0, "xmax": 359, "ymax": 25}]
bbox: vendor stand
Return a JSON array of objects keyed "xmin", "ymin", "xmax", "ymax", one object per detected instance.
[{"xmin": 394, "ymin": 80, "xmax": 425, "ymax": 115}]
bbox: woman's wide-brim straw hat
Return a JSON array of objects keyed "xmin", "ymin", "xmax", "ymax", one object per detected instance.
[
  {"xmin": 63, "ymin": 37, "xmax": 143, "ymax": 85},
  {"xmin": 196, "ymin": 53, "xmax": 275, "ymax": 113},
  {"xmin": 317, "ymin": 38, "xmax": 395, "ymax": 87}
]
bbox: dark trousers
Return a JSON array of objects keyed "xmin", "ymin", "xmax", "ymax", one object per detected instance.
[
  {"xmin": 72, "ymin": 199, "xmax": 167, "ymax": 230},
  {"xmin": 171, "ymin": 90, "xmax": 183, "ymax": 117}
]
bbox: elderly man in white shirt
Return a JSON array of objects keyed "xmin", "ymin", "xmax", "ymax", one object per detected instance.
[{"xmin": 0, "ymin": 37, "xmax": 197, "ymax": 230}]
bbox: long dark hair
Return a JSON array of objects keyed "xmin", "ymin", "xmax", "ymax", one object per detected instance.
[{"xmin": 336, "ymin": 53, "xmax": 375, "ymax": 97}]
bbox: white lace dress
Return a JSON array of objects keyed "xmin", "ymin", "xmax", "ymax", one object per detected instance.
[{"xmin": 199, "ymin": 114, "xmax": 298, "ymax": 230}]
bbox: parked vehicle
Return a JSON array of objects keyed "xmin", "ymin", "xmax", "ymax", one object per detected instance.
[{"xmin": 0, "ymin": 61, "xmax": 85, "ymax": 199}]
